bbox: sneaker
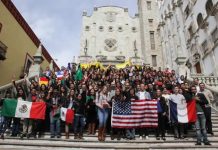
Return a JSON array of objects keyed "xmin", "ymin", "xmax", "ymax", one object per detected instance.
[
  {"xmin": 204, "ymin": 141, "xmax": 211, "ymax": 145},
  {"xmin": 0, "ymin": 134, "xmax": 4, "ymax": 140},
  {"xmin": 20, "ymin": 134, "xmax": 25, "ymax": 139},
  {"xmin": 174, "ymin": 136, "xmax": 179, "ymax": 140},
  {"xmin": 145, "ymin": 136, "xmax": 149, "ymax": 140},
  {"xmin": 195, "ymin": 142, "xmax": 201, "ymax": 145},
  {"xmin": 74, "ymin": 134, "xmax": 79, "ymax": 139},
  {"xmin": 156, "ymin": 137, "xmax": 160, "ymax": 140},
  {"xmin": 26, "ymin": 134, "xmax": 30, "ymax": 139},
  {"xmin": 162, "ymin": 137, "xmax": 166, "ymax": 141},
  {"xmin": 139, "ymin": 136, "xmax": 143, "ymax": 140},
  {"xmin": 50, "ymin": 135, "xmax": 55, "ymax": 138},
  {"xmin": 57, "ymin": 135, "xmax": 61, "ymax": 138}
]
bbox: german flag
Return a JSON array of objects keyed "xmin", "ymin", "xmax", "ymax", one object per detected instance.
[{"xmin": 39, "ymin": 77, "xmax": 49, "ymax": 86}]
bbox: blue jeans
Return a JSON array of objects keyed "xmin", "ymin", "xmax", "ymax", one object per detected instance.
[
  {"xmin": 195, "ymin": 114, "xmax": 208, "ymax": 143},
  {"xmin": 126, "ymin": 129, "xmax": 135, "ymax": 139},
  {"xmin": 50, "ymin": 112, "xmax": 60, "ymax": 136},
  {"xmin": 11, "ymin": 118, "xmax": 20, "ymax": 136},
  {"xmin": 98, "ymin": 108, "xmax": 109, "ymax": 128},
  {"xmin": 74, "ymin": 114, "xmax": 85, "ymax": 134}
]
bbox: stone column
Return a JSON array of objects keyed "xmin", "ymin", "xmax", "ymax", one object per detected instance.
[{"xmin": 28, "ymin": 43, "xmax": 44, "ymax": 79}]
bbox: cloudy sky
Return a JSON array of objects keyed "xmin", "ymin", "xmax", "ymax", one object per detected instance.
[{"xmin": 12, "ymin": 0, "xmax": 138, "ymax": 67}]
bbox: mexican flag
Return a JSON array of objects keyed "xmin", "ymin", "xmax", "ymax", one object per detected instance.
[
  {"xmin": 2, "ymin": 99, "xmax": 46, "ymax": 120},
  {"xmin": 60, "ymin": 107, "xmax": 74, "ymax": 124},
  {"xmin": 75, "ymin": 64, "xmax": 83, "ymax": 81}
]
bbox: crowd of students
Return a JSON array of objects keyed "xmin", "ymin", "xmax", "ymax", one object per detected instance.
[{"xmin": 0, "ymin": 65, "xmax": 215, "ymax": 145}]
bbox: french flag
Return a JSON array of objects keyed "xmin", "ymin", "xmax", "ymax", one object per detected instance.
[
  {"xmin": 169, "ymin": 100, "xmax": 197, "ymax": 123},
  {"xmin": 56, "ymin": 71, "xmax": 64, "ymax": 80}
]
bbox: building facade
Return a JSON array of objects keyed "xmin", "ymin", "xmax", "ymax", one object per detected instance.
[
  {"xmin": 79, "ymin": 1, "xmax": 163, "ymax": 68},
  {"xmin": 158, "ymin": 0, "xmax": 218, "ymax": 76},
  {"xmin": 79, "ymin": 6, "xmax": 142, "ymax": 65},
  {"xmin": 0, "ymin": 0, "xmax": 58, "ymax": 86},
  {"xmin": 138, "ymin": 0, "xmax": 163, "ymax": 68}
]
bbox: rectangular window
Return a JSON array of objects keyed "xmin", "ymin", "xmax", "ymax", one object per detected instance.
[
  {"xmin": 188, "ymin": 26, "xmax": 194, "ymax": 38},
  {"xmin": 212, "ymin": 28, "xmax": 218, "ymax": 44},
  {"xmin": 147, "ymin": 1, "xmax": 151, "ymax": 10},
  {"xmin": 152, "ymin": 55, "xmax": 157, "ymax": 67},
  {"xmin": 202, "ymin": 40, "xmax": 209, "ymax": 54},
  {"xmin": 184, "ymin": 5, "xmax": 190, "ymax": 19},
  {"xmin": 150, "ymin": 31, "xmax": 155, "ymax": 50},
  {"xmin": 148, "ymin": 19, "xmax": 153, "ymax": 27}
]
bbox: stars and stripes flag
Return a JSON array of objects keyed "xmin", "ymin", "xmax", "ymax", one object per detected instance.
[{"xmin": 111, "ymin": 99, "xmax": 158, "ymax": 128}]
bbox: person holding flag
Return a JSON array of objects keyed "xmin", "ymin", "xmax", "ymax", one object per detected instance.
[
  {"xmin": 136, "ymin": 83, "xmax": 151, "ymax": 140},
  {"xmin": 190, "ymin": 85, "xmax": 211, "ymax": 145},
  {"xmin": 75, "ymin": 64, "xmax": 83, "ymax": 81},
  {"xmin": 169, "ymin": 86, "xmax": 186, "ymax": 139},
  {"xmin": 62, "ymin": 89, "xmax": 75, "ymax": 139}
]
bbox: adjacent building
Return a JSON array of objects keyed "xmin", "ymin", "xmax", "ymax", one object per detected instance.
[
  {"xmin": 0, "ymin": 0, "xmax": 58, "ymax": 86},
  {"xmin": 138, "ymin": 0, "xmax": 163, "ymax": 68},
  {"xmin": 158, "ymin": 0, "xmax": 218, "ymax": 76}
]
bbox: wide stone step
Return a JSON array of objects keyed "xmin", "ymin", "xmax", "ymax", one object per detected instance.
[
  {"xmin": 4, "ymin": 136, "xmax": 218, "ymax": 142},
  {"xmin": 0, "ymin": 139, "xmax": 218, "ymax": 149}
]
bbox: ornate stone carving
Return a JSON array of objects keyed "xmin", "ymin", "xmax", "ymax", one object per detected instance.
[
  {"xmin": 104, "ymin": 38, "xmax": 117, "ymax": 52},
  {"xmin": 105, "ymin": 12, "xmax": 117, "ymax": 22}
]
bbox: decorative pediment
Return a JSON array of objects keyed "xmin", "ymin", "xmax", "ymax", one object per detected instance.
[{"xmin": 105, "ymin": 11, "xmax": 118, "ymax": 22}]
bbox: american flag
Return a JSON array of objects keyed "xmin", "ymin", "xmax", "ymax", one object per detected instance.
[{"xmin": 112, "ymin": 99, "xmax": 158, "ymax": 128}]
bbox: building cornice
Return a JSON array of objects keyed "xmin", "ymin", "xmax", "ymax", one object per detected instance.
[{"xmin": 1, "ymin": 0, "xmax": 59, "ymax": 69}]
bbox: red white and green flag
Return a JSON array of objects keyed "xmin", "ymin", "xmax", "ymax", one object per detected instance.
[
  {"xmin": 2, "ymin": 99, "xmax": 46, "ymax": 120},
  {"xmin": 60, "ymin": 107, "xmax": 74, "ymax": 124}
]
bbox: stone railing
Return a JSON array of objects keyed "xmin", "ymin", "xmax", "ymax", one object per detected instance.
[
  {"xmin": 190, "ymin": 74, "xmax": 218, "ymax": 87},
  {"xmin": 189, "ymin": 74, "xmax": 218, "ymax": 111},
  {"xmin": 0, "ymin": 76, "xmax": 36, "ymax": 99}
]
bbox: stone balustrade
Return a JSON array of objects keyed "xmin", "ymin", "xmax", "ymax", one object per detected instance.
[
  {"xmin": 0, "ymin": 76, "xmax": 36, "ymax": 99},
  {"xmin": 190, "ymin": 74, "xmax": 218, "ymax": 87}
]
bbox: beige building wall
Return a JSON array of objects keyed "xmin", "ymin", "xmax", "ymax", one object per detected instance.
[{"xmin": 0, "ymin": 1, "xmax": 54, "ymax": 86}]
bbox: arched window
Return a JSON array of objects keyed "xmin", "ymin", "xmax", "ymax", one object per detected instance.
[
  {"xmin": 206, "ymin": 0, "xmax": 213, "ymax": 15},
  {"xmin": 197, "ymin": 13, "xmax": 204, "ymax": 28}
]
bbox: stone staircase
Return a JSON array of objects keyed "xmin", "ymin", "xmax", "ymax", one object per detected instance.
[{"xmin": 0, "ymin": 112, "xmax": 218, "ymax": 149}]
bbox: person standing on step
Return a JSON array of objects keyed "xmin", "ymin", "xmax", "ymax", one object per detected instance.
[
  {"xmin": 73, "ymin": 94, "xmax": 86, "ymax": 140},
  {"xmin": 47, "ymin": 88, "xmax": 63, "ymax": 138},
  {"xmin": 136, "ymin": 83, "xmax": 151, "ymax": 140},
  {"xmin": 190, "ymin": 85, "xmax": 211, "ymax": 145},
  {"xmin": 125, "ymin": 88, "xmax": 138, "ymax": 140},
  {"xmin": 169, "ymin": 86, "xmax": 186, "ymax": 139},
  {"xmin": 155, "ymin": 89, "xmax": 167, "ymax": 141},
  {"xmin": 198, "ymin": 82, "xmax": 214, "ymax": 136},
  {"xmin": 63, "ymin": 89, "xmax": 76, "ymax": 139},
  {"xmin": 86, "ymin": 88, "xmax": 97, "ymax": 135},
  {"xmin": 96, "ymin": 86, "xmax": 111, "ymax": 141}
]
